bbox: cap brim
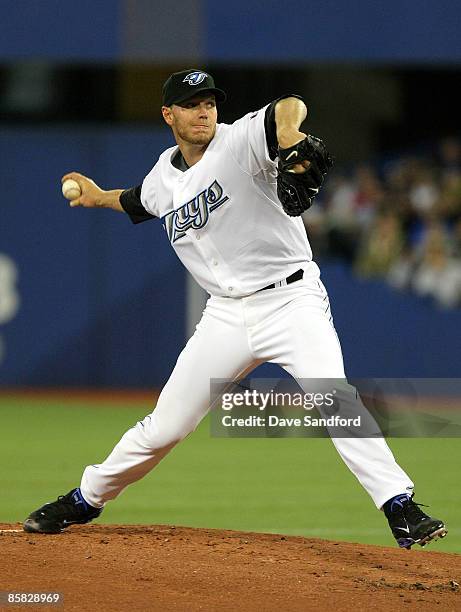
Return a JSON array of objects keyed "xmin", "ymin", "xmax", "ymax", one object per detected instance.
[{"xmin": 168, "ymin": 87, "xmax": 227, "ymax": 106}]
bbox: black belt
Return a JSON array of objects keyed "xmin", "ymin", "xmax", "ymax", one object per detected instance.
[{"xmin": 258, "ymin": 269, "xmax": 304, "ymax": 292}]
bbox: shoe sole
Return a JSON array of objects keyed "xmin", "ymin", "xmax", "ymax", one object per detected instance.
[
  {"xmin": 23, "ymin": 515, "xmax": 99, "ymax": 534},
  {"xmin": 418, "ymin": 526, "xmax": 448, "ymax": 547},
  {"xmin": 399, "ymin": 525, "xmax": 448, "ymax": 549},
  {"xmin": 23, "ymin": 518, "xmax": 63, "ymax": 534}
]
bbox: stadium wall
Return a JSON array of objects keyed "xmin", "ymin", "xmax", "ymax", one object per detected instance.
[{"xmin": 1, "ymin": 0, "xmax": 460, "ymax": 62}]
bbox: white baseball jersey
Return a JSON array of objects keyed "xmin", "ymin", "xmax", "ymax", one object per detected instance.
[{"xmin": 139, "ymin": 104, "xmax": 318, "ymax": 297}]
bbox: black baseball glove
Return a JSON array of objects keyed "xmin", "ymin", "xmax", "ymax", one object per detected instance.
[{"xmin": 277, "ymin": 135, "xmax": 334, "ymax": 216}]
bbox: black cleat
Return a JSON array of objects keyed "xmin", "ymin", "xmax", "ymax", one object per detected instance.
[
  {"xmin": 383, "ymin": 493, "xmax": 447, "ymax": 549},
  {"xmin": 23, "ymin": 488, "xmax": 102, "ymax": 534}
]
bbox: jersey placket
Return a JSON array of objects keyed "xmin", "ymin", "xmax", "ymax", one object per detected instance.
[{"xmin": 189, "ymin": 228, "xmax": 240, "ymax": 296}]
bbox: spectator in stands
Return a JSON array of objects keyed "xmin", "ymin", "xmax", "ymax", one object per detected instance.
[
  {"xmin": 436, "ymin": 170, "xmax": 461, "ymax": 224},
  {"xmin": 322, "ymin": 174, "xmax": 359, "ymax": 261},
  {"xmin": 355, "ymin": 211, "xmax": 403, "ymax": 278},
  {"xmin": 410, "ymin": 220, "xmax": 461, "ymax": 308},
  {"xmin": 408, "ymin": 166, "xmax": 439, "ymax": 217},
  {"xmin": 324, "ymin": 166, "xmax": 383, "ymax": 262},
  {"xmin": 437, "ymin": 136, "xmax": 461, "ymax": 177}
]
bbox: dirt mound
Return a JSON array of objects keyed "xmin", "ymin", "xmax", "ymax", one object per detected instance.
[{"xmin": 1, "ymin": 523, "xmax": 459, "ymax": 611}]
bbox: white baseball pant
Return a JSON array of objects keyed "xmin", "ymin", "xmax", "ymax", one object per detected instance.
[{"xmin": 80, "ymin": 270, "xmax": 413, "ymax": 510}]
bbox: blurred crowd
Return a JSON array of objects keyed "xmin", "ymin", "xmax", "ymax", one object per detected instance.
[{"xmin": 306, "ymin": 137, "xmax": 461, "ymax": 309}]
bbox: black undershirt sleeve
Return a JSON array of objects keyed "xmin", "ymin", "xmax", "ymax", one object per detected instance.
[
  {"xmin": 264, "ymin": 94, "xmax": 305, "ymax": 160},
  {"xmin": 119, "ymin": 185, "xmax": 157, "ymax": 224}
]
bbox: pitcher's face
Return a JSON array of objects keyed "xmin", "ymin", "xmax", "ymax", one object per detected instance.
[{"xmin": 162, "ymin": 95, "xmax": 217, "ymax": 146}]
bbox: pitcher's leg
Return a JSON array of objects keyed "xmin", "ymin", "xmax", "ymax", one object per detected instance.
[
  {"xmin": 81, "ymin": 299, "xmax": 257, "ymax": 507},
  {"xmin": 328, "ymin": 435, "xmax": 413, "ymax": 508},
  {"xmin": 258, "ymin": 283, "xmax": 414, "ymax": 508}
]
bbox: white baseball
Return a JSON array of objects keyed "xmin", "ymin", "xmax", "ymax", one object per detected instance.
[{"xmin": 62, "ymin": 179, "xmax": 82, "ymax": 200}]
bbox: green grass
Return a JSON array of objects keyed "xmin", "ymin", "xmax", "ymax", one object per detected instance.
[{"xmin": 1, "ymin": 395, "xmax": 459, "ymax": 552}]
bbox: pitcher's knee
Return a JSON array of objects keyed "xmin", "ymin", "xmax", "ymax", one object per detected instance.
[{"xmin": 139, "ymin": 414, "xmax": 195, "ymax": 449}]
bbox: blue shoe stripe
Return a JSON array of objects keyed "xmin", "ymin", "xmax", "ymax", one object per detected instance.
[
  {"xmin": 390, "ymin": 494, "xmax": 411, "ymax": 512},
  {"xmin": 71, "ymin": 488, "xmax": 91, "ymax": 512}
]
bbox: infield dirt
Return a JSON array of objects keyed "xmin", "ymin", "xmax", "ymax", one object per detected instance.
[{"xmin": 1, "ymin": 523, "xmax": 460, "ymax": 611}]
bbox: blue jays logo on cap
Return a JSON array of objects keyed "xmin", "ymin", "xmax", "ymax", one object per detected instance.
[{"xmin": 183, "ymin": 71, "xmax": 208, "ymax": 86}]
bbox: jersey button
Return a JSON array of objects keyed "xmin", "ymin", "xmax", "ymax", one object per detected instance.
[
  {"xmin": 228, "ymin": 287, "xmax": 233, "ymax": 292},
  {"xmin": 196, "ymin": 234, "xmax": 200, "ymax": 240},
  {"xmin": 213, "ymin": 260, "xmax": 218, "ymax": 266}
]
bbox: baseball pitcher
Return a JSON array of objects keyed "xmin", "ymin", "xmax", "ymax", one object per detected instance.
[{"xmin": 24, "ymin": 69, "xmax": 447, "ymax": 549}]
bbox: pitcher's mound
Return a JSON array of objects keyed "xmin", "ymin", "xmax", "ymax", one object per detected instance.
[{"xmin": 1, "ymin": 523, "xmax": 459, "ymax": 611}]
